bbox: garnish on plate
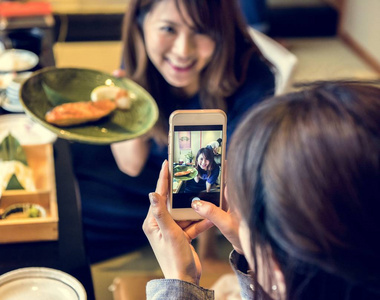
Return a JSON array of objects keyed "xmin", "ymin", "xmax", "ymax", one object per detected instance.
[{"xmin": 91, "ymin": 85, "xmax": 136, "ymax": 110}]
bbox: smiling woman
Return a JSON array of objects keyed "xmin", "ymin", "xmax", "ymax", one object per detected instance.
[{"xmin": 69, "ymin": 0, "xmax": 275, "ymax": 263}]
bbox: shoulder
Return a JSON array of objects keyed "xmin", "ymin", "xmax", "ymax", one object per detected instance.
[
  {"xmin": 211, "ymin": 165, "xmax": 220, "ymax": 175},
  {"xmin": 225, "ymin": 55, "xmax": 275, "ymax": 140},
  {"xmin": 235, "ymin": 54, "xmax": 275, "ymax": 103}
]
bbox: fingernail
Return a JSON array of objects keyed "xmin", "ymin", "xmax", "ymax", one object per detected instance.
[
  {"xmin": 162, "ymin": 160, "xmax": 167, "ymax": 167},
  {"xmin": 149, "ymin": 193, "xmax": 158, "ymax": 206},
  {"xmin": 192, "ymin": 198, "xmax": 202, "ymax": 211}
]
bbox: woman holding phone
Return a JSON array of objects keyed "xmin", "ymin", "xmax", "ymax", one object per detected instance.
[
  {"xmin": 144, "ymin": 81, "xmax": 380, "ymax": 299},
  {"xmin": 70, "ymin": 0, "xmax": 275, "ymax": 263}
]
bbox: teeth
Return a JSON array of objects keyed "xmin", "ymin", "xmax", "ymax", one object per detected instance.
[
  {"xmin": 168, "ymin": 59, "xmax": 193, "ymax": 69},
  {"xmin": 174, "ymin": 64, "xmax": 191, "ymax": 68}
]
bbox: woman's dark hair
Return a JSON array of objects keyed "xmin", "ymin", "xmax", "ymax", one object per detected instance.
[
  {"xmin": 195, "ymin": 147, "xmax": 217, "ymax": 177},
  {"xmin": 121, "ymin": 0, "xmax": 268, "ymax": 145},
  {"xmin": 227, "ymin": 81, "xmax": 380, "ymax": 299}
]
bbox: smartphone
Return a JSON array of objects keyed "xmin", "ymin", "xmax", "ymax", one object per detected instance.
[{"xmin": 168, "ymin": 109, "xmax": 227, "ymax": 220}]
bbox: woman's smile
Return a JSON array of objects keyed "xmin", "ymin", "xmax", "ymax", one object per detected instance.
[{"xmin": 166, "ymin": 58, "xmax": 197, "ymax": 72}]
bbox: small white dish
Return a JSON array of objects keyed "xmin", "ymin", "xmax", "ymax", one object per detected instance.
[
  {"xmin": 0, "ymin": 267, "xmax": 87, "ymax": 300},
  {"xmin": 0, "ymin": 49, "xmax": 39, "ymax": 72},
  {"xmin": 0, "ymin": 114, "xmax": 57, "ymax": 145},
  {"xmin": 8, "ymin": 71, "xmax": 33, "ymax": 88},
  {"xmin": 1, "ymin": 95, "xmax": 24, "ymax": 113}
]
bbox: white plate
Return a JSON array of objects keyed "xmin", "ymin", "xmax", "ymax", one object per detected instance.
[
  {"xmin": 0, "ymin": 114, "xmax": 57, "ymax": 145},
  {"xmin": 1, "ymin": 95, "xmax": 24, "ymax": 113},
  {"xmin": 0, "ymin": 267, "xmax": 87, "ymax": 300},
  {"xmin": 0, "ymin": 49, "xmax": 39, "ymax": 72}
]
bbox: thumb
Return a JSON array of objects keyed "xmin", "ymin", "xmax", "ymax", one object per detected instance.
[
  {"xmin": 149, "ymin": 192, "xmax": 177, "ymax": 234},
  {"xmin": 185, "ymin": 199, "xmax": 232, "ymax": 239},
  {"xmin": 191, "ymin": 199, "xmax": 229, "ymax": 227}
]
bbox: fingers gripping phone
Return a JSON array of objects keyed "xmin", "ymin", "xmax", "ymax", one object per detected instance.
[{"xmin": 168, "ymin": 109, "xmax": 227, "ymax": 220}]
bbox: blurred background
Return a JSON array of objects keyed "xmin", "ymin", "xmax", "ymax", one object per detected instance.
[
  {"xmin": 1, "ymin": 0, "xmax": 379, "ymax": 299},
  {"xmin": 1, "ymin": 0, "xmax": 379, "ymax": 82}
]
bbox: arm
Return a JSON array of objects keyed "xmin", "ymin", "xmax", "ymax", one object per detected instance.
[
  {"xmin": 205, "ymin": 167, "xmax": 219, "ymax": 192},
  {"xmin": 111, "ymin": 137, "xmax": 150, "ymax": 177},
  {"xmin": 206, "ymin": 182, "xmax": 212, "ymax": 192},
  {"xmin": 111, "ymin": 68, "xmax": 152, "ymax": 177}
]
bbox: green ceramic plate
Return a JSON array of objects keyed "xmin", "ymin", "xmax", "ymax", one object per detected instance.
[
  {"xmin": 19, "ymin": 67, "xmax": 159, "ymax": 144},
  {"xmin": 173, "ymin": 165, "xmax": 198, "ymax": 181}
]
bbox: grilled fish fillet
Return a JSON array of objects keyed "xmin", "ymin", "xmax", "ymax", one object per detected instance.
[
  {"xmin": 174, "ymin": 170, "xmax": 191, "ymax": 177},
  {"xmin": 45, "ymin": 99, "xmax": 117, "ymax": 126}
]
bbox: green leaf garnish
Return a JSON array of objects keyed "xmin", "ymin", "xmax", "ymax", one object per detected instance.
[
  {"xmin": 42, "ymin": 81, "xmax": 75, "ymax": 106},
  {"xmin": 6, "ymin": 174, "xmax": 24, "ymax": 190},
  {"xmin": 0, "ymin": 134, "xmax": 28, "ymax": 165}
]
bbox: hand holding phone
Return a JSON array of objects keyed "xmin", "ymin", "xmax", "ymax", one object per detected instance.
[
  {"xmin": 168, "ymin": 109, "xmax": 227, "ymax": 220},
  {"xmin": 143, "ymin": 161, "xmax": 202, "ymax": 285}
]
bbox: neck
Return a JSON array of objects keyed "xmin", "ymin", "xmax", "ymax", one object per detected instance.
[{"xmin": 171, "ymin": 81, "xmax": 199, "ymax": 98}]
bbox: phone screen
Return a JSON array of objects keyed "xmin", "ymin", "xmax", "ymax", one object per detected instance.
[{"xmin": 171, "ymin": 124, "xmax": 223, "ymax": 209}]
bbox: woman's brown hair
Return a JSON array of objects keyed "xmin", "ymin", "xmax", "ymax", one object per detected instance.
[
  {"xmin": 228, "ymin": 81, "xmax": 380, "ymax": 299},
  {"xmin": 121, "ymin": 0, "xmax": 267, "ymax": 145}
]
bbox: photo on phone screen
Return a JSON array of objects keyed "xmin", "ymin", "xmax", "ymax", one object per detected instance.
[{"xmin": 171, "ymin": 124, "xmax": 223, "ymax": 209}]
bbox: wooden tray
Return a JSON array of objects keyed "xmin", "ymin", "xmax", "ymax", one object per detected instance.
[{"xmin": 0, "ymin": 143, "xmax": 58, "ymax": 243}]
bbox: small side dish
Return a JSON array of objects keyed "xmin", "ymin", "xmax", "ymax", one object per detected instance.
[
  {"xmin": 44, "ymin": 85, "xmax": 136, "ymax": 127},
  {"xmin": 1, "ymin": 203, "xmax": 46, "ymax": 220},
  {"xmin": 20, "ymin": 67, "xmax": 159, "ymax": 144},
  {"xmin": 0, "ymin": 134, "xmax": 36, "ymax": 195}
]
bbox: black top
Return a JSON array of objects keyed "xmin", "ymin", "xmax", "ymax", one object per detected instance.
[{"xmin": 70, "ymin": 54, "xmax": 275, "ymax": 263}]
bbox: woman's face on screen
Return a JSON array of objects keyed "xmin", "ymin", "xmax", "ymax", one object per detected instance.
[{"xmin": 197, "ymin": 153, "xmax": 210, "ymax": 170}]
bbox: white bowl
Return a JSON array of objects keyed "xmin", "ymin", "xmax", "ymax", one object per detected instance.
[
  {"xmin": 8, "ymin": 72, "xmax": 33, "ymax": 90},
  {"xmin": 5, "ymin": 90, "xmax": 20, "ymax": 105},
  {"xmin": 5, "ymin": 88, "xmax": 19, "ymax": 97},
  {"xmin": 0, "ymin": 267, "xmax": 87, "ymax": 300}
]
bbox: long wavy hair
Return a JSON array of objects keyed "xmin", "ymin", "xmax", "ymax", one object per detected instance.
[
  {"xmin": 228, "ymin": 81, "xmax": 380, "ymax": 299},
  {"xmin": 121, "ymin": 0, "xmax": 268, "ymax": 145}
]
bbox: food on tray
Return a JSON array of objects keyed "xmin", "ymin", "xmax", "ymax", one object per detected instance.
[
  {"xmin": 0, "ymin": 160, "xmax": 36, "ymax": 192},
  {"xmin": 91, "ymin": 85, "xmax": 136, "ymax": 110},
  {"xmin": 45, "ymin": 99, "xmax": 117, "ymax": 126},
  {"xmin": 174, "ymin": 170, "xmax": 192, "ymax": 177},
  {"xmin": 0, "ymin": 134, "xmax": 36, "ymax": 194},
  {"xmin": 1, "ymin": 203, "xmax": 46, "ymax": 220}
]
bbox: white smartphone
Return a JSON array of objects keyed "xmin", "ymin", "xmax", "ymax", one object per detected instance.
[{"xmin": 168, "ymin": 109, "xmax": 227, "ymax": 220}]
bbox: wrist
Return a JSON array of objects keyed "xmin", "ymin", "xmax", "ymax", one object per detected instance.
[
  {"xmin": 165, "ymin": 272, "xmax": 199, "ymax": 285},
  {"xmin": 178, "ymin": 275, "xmax": 199, "ymax": 286}
]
